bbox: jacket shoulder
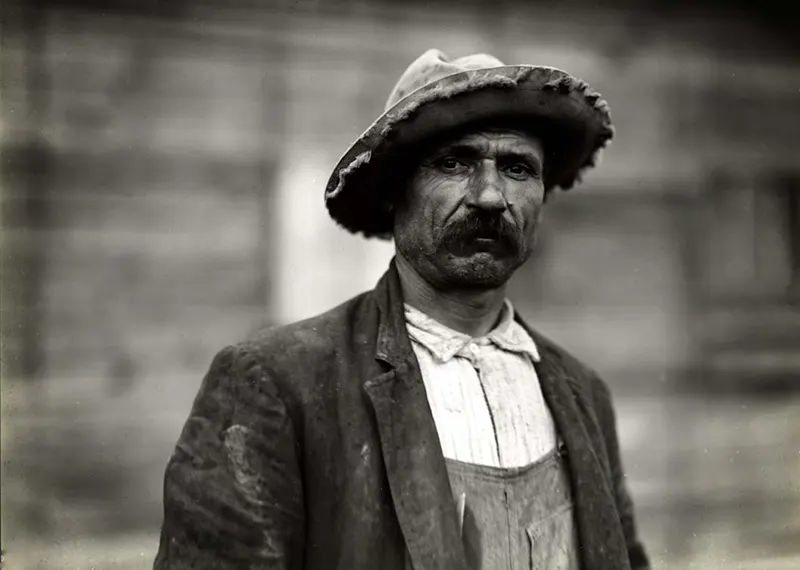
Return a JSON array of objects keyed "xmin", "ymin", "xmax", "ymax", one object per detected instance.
[
  {"xmin": 235, "ymin": 289, "xmax": 376, "ymax": 370},
  {"xmin": 197, "ymin": 290, "xmax": 377, "ymax": 417}
]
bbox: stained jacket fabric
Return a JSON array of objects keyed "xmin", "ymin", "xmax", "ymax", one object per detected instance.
[{"xmin": 154, "ymin": 261, "xmax": 650, "ymax": 570}]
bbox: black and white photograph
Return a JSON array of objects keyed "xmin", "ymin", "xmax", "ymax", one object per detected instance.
[{"xmin": 1, "ymin": 1, "xmax": 798, "ymax": 568}]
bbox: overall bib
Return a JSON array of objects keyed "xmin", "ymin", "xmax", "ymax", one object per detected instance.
[{"xmin": 446, "ymin": 444, "xmax": 579, "ymax": 570}]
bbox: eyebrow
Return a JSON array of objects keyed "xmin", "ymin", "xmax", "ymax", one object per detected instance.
[{"xmin": 433, "ymin": 144, "xmax": 543, "ymax": 170}]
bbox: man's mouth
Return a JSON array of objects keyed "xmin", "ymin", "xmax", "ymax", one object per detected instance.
[
  {"xmin": 456, "ymin": 235, "xmax": 508, "ymax": 255},
  {"xmin": 440, "ymin": 214, "xmax": 520, "ymax": 257},
  {"xmin": 473, "ymin": 237, "xmax": 497, "ymax": 246}
]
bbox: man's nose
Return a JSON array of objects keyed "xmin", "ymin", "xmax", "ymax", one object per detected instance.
[{"xmin": 466, "ymin": 161, "xmax": 507, "ymax": 212}]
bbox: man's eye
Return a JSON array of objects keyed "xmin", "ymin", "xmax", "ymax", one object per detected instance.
[
  {"xmin": 504, "ymin": 163, "xmax": 536, "ymax": 179},
  {"xmin": 436, "ymin": 157, "xmax": 465, "ymax": 172}
]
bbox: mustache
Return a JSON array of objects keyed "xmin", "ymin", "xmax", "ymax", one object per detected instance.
[{"xmin": 439, "ymin": 212, "xmax": 522, "ymax": 251}]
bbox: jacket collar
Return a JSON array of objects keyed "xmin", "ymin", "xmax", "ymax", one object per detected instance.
[
  {"xmin": 373, "ymin": 259, "xmax": 412, "ymax": 368},
  {"xmin": 516, "ymin": 315, "xmax": 632, "ymax": 570},
  {"xmin": 365, "ymin": 259, "xmax": 468, "ymax": 570}
]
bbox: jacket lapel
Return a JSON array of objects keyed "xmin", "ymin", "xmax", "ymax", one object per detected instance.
[
  {"xmin": 363, "ymin": 263, "xmax": 467, "ymax": 570},
  {"xmin": 522, "ymin": 324, "xmax": 631, "ymax": 570}
]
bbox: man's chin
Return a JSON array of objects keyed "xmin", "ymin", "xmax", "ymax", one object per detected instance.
[{"xmin": 440, "ymin": 252, "xmax": 517, "ymax": 289}]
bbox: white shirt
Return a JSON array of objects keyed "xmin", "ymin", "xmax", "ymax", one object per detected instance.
[{"xmin": 404, "ymin": 301, "xmax": 557, "ymax": 468}]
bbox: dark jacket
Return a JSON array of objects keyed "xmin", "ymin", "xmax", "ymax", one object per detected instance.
[{"xmin": 155, "ymin": 262, "xmax": 649, "ymax": 570}]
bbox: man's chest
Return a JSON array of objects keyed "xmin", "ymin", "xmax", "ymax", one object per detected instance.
[{"xmin": 411, "ymin": 342, "xmax": 558, "ymax": 468}]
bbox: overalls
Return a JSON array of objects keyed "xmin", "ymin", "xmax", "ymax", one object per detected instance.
[{"xmin": 444, "ymin": 444, "xmax": 579, "ymax": 570}]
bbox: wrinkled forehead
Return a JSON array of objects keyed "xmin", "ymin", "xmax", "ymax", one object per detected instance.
[{"xmin": 422, "ymin": 126, "xmax": 545, "ymax": 161}]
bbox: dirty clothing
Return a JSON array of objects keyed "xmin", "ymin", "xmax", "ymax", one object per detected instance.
[
  {"xmin": 154, "ymin": 260, "xmax": 650, "ymax": 570},
  {"xmin": 445, "ymin": 445, "xmax": 579, "ymax": 570},
  {"xmin": 404, "ymin": 300, "xmax": 557, "ymax": 467}
]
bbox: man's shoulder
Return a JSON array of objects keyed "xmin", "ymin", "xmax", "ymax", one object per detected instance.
[
  {"xmin": 244, "ymin": 291, "xmax": 374, "ymax": 355},
  {"xmin": 193, "ymin": 289, "xmax": 380, "ymax": 419}
]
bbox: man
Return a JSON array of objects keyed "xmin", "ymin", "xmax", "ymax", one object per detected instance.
[{"xmin": 155, "ymin": 50, "xmax": 649, "ymax": 569}]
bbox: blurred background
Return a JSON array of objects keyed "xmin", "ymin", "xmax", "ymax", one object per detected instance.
[{"xmin": 1, "ymin": 0, "xmax": 798, "ymax": 568}]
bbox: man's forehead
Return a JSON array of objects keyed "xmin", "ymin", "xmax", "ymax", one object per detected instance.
[{"xmin": 432, "ymin": 128, "xmax": 544, "ymax": 156}]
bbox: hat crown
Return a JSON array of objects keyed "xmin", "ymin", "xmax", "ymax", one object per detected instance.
[{"xmin": 385, "ymin": 49, "xmax": 506, "ymax": 110}]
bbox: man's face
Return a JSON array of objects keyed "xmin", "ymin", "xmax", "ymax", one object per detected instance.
[{"xmin": 393, "ymin": 129, "xmax": 546, "ymax": 290}]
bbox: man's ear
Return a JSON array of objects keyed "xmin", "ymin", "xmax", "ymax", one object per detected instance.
[
  {"xmin": 378, "ymin": 192, "xmax": 396, "ymax": 220},
  {"xmin": 381, "ymin": 156, "xmax": 415, "ymax": 221},
  {"xmin": 378, "ymin": 186, "xmax": 398, "ymax": 236},
  {"xmin": 384, "ymin": 172, "xmax": 408, "ymax": 213}
]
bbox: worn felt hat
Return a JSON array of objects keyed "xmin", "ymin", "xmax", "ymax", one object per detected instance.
[{"xmin": 324, "ymin": 49, "xmax": 614, "ymax": 238}]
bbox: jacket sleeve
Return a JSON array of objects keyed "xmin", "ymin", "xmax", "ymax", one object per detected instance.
[
  {"xmin": 593, "ymin": 380, "xmax": 650, "ymax": 570},
  {"xmin": 154, "ymin": 345, "xmax": 305, "ymax": 570}
]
